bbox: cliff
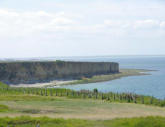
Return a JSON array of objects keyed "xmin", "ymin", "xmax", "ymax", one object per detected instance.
[{"xmin": 0, "ymin": 61, "xmax": 119, "ymax": 84}]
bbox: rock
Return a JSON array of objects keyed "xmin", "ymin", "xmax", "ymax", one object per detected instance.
[{"xmin": 0, "ymin": 61, "xmax": 119, "ymax": 84}]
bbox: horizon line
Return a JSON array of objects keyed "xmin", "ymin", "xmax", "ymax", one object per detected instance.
[{"xmin": 1, "ymin": 55, "xmax": 165, "ymax": 60}]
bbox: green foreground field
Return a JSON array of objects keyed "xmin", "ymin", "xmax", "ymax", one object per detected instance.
[
  {"xmin": 1, "ymin": 95, "xmax": 165, "ymax": 126},
  {"xmin": 1, "ymin": 95, "xmax": 165, "ymax": 119},
  {"xmin": 0, "ymin": 116, "xmax": 165, "ymax": 127},
  {"xmin": 1, "ymin": 76, "xmax": 165, "ymax": 127}
]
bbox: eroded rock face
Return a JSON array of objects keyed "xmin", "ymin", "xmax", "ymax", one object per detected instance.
[{"xmin": 0, "ymin": 61, "xmax": 119, "ymax": 84}]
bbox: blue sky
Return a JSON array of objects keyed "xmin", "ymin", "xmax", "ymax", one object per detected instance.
[{"xmin": 0, "ymin": 0, "xmax": 165, "ymax": 58}]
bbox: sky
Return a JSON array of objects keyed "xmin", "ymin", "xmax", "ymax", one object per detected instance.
[{"xmin": 0, "ymin": 0, "xmax": 165, "ymax": 58}]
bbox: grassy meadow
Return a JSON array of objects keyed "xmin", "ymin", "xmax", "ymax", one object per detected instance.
[
  {"xmin": 1, "ymin": 81, "xmax": 165, "ymax": 126},
  {"xmin": 0, "ymin": 116, "xmax": 165, "ymax": 127}
]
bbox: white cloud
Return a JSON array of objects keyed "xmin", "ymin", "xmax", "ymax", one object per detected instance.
[
  {"xmin": 160, "ymin": 21, "xmax": 165, "ymax": 28},
  {"xmin": 0, "ymin": 0, "xmax": 165, "ymax": 57},
  {"xmin": 103, "ymin": 19, "xmax": 164, "ymax": 30},
  {"xmin": 0, "ymin": 8, "xmax": 164, "ymax": 39},
  {"xmin": 0, "ymin": 9, "xmax": 78, "ymax": 37},
  {"xmin": 104, "ymin": 20, "xmax": 122, "ymax": 27},
  {"xmin": 0, "ymin": 9, "xmax": 19, "ymax": 17},
  {"xmin": 104, "ymin": 20, "xmax": 131, "ymax": 29},
  {"xmin": 133, "ymin": 20, "xmax": 160, "ymax": 29}
]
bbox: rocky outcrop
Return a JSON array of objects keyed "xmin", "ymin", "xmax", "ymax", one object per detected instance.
[{"xmin": 0, "ymin": 61, "xmax": 119, "ymax": 84}]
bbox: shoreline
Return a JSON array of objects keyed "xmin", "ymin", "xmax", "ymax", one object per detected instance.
[{"xmin": 10, "ymin": 69, "xmax": 154, "ymax": 88}]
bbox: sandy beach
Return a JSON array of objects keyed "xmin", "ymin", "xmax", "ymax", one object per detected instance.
[{"xmin": 10, "ymin": 80, "xmax": 77, "ymax": 88}]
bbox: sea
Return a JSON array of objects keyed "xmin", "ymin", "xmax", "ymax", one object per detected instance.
[
  {"xmin": 1, "ymin": 55, "xmax": 165, "ymax": 99},
  {"xmin": 54, "ymin": 55, "xmax": 165, "ymax": 99}
]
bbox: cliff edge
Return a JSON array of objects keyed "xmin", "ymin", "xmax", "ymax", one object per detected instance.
[{"xmin": 0, "ymin": 61, "xmax": 119, "ymax": 84}]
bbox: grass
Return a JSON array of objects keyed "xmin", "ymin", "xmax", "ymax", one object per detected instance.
[
  {"xmin": 0, "ymin": 82, "xmax": 9, "ymax": 88},
  {"xmin": 1, "ymin": 95, "xmax": 165, "ymax": 119},
  {"xmin": 1, "ymin": 85, "xmax": 165, "ymax": 107},
  {"xmin": 1, "ymin": 81, "xmax": 165, "ymax": 107},
  {"xmin": 0, "ymin": 116, "xmax": 165, "ymax": 127},
  {"xmin": 61, "ymin": 69, "xmax": 151, "ymax": 85},
  {"xmin": 1, "ymin": 81, "xmax": 165, "ymax": 122},
  {"xmin": 0, "ymin": 104, "xmax": 9, "ymax": 112}
]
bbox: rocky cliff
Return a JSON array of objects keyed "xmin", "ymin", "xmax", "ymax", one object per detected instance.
[{"xmin": 0, "ymin": 61, "xmax": 119, "ymax": 84}]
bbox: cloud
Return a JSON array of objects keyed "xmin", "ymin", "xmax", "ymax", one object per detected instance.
[
  {"xmin": 133, "ymin": 20, "xmax": 160, "ymax": 29},
  {"xmin": 104, "ymin": 20, "xmax": 122, "ymax": 27},
  {"xmin": 0, "ymin": 9, "xmax": 78, "ymax": 37},
  {"xmin": 0, "ymin": 8, "xmax": 164, "ymax": 42},
  {"xmin": 0, "ymin": 0, "xmax": 165, "ymax": 57},
  {"xmin": 0, "ymin": 7, "xmax": 164, "ymax": 38},
  {"xmin": 103, "ymin": 19, "xmax": 164, "ymax": 30},
  {"xmin": 160, "ymin": 21, "xmax": 165, "ymax": 28},
  {"xmin": 104, "ymin": 20, "xmax": 131, "ymax": 29}
]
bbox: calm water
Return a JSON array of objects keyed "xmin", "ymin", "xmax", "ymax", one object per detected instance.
[{"xmin": 54, "ymin": 56, "xmax": 165, "ymax": 99}]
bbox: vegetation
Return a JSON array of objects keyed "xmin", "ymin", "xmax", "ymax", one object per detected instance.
[
  {"xmin": 0, "ymin": 116, "xmax": 165, "ymax": 127},
  {"xmin": 0, "ymin": 104, "xmax": 9, "ymax": 112},
  {"xmin": 0, "ymin": 81, "xmax": 165, "ymax": 107},
  {"xmin": 61, "ymin": 69, "xmax": 151, "ymax": 85},
  {"xmin": 0, "ymin": 81, "xmax": 9, "ymax": 88},
  {"xmin": 1, "ymin": 95, "xmax": 165, "ymax": 119},
  {"xmin": 0, "ymin": 81, "xmax": 165, "ymax": 125}
]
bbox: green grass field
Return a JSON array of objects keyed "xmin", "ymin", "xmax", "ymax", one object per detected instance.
[
  {"xmin": 1, "ymin": 81, "xmax": 165, "ymax": 126},
  {"xmin": 1, "ymin": 95, "xmax": 165, "ymax": 119},
  {"xmin": 0, "ymin": 116, "xmax": 165, "ymax": 127}
]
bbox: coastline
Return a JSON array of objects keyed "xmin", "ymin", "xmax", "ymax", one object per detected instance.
[
  {"xmin": 10, "ymin": 69, "xmax": 153, "ymax": 88},
  {"xmin": 57, "ymin": 69, "xmax": 153, "ymax": 86}
]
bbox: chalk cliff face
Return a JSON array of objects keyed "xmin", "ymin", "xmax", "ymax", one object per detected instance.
[{"xmin": 0, "ymin": 61, "xmax": 119, "ymax": 84}]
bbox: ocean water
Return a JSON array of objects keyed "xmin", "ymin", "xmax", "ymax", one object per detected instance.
[{"xmin": 54, "ymin": 56, "xmax": 165, "ymax": 99}]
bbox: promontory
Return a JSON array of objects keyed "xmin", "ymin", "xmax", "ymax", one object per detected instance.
[{"xmin": 0, "ymin": 61, "xmax": 119, "ymax": 84}]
